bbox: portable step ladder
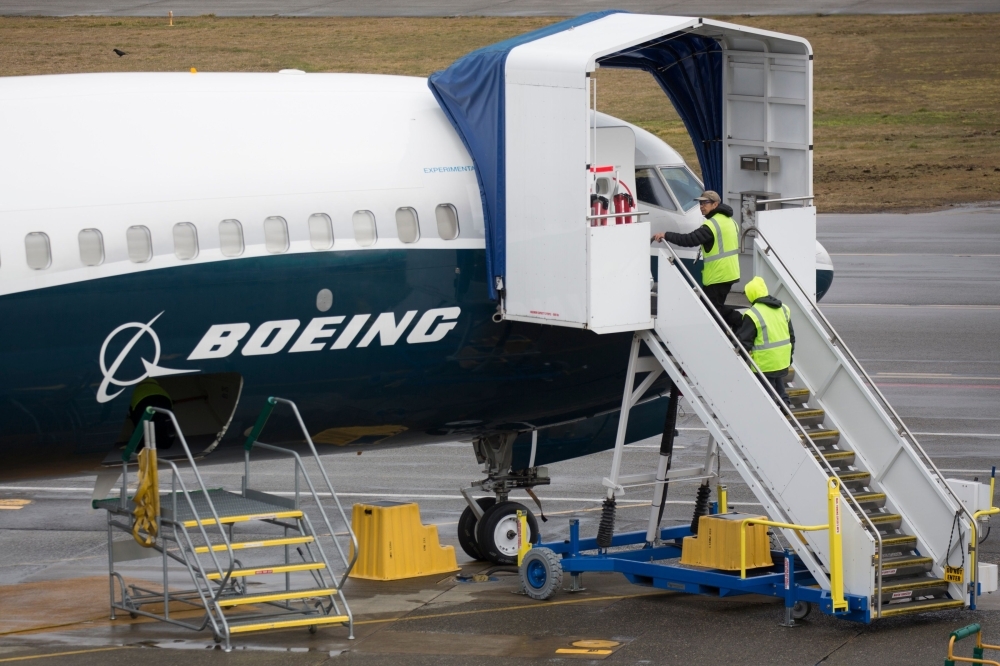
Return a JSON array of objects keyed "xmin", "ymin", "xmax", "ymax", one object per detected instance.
[
  {"xmin": 528, "ymin": 241, "xmax": 987, "ymax": 623},
  {"xmin": 94, "ymin": 397, "xmax": 356, "ymax": 650}
]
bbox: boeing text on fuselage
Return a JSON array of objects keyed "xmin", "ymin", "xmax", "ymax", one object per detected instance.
[{"xmin": 97, "ymin": 307, "xmax": 461, "ymax": 404}]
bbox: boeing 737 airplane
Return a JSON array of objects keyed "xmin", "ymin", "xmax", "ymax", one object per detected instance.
[{"xmin": 0, "ymin": 70, "xmax": 832, "ymax": 563}]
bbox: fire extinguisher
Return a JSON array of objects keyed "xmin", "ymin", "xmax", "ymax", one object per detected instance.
[
  {"xmin": 613, "ymin": 192, "xmax": 635, "ymax": 225},
  {"xmin": 590, "ymin": 194, "xmax": 609, "ymax": 226}
]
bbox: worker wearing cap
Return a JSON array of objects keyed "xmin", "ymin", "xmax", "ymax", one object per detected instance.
[
  {"xmin": 737, "ymin": 276, "xmax": 795, "ymax": 405},
  {"xmin": 129, "ymin": 378, "xmax": 175, "ymax": 450},
  {"xmin": 652, "ymin": 190, "xmax": 741, "ymax": 329}
]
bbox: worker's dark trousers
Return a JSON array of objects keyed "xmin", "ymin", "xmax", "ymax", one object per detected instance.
[
  {"xmin": 757, "ymin": 371, "xmax": 791, "ymax": 406},
  {"xmin": 702, "ymin": 279, "xmax": 742, "ymax": 331}
]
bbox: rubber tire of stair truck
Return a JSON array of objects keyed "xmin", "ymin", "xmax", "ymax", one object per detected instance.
[
  {"xmin": 476, "ymin": 501, "xmax": 539, "ymax": 565},
  {"xmin": 519, "ymin": 547, "xmax": 563, "ymax": 600},
  {"xmin": 458, "ymin": 497, "xmax": 496, "ymax": 561}
]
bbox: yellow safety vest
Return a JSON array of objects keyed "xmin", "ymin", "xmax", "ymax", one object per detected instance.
[
  {"xmin": 745, "ymin": 302, "xmax": 792, "ymax": 373},
  {"xmin": 701, "ymin": 213, "xmax": 740, "ymax": 286}
]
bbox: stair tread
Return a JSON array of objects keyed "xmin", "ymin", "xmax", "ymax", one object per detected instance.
[
  {"xmin": 837, "ymin": 471, "xmax": 871, "ymax": 481},
  {"xmin": 163, "ymin": 489, "xmax": 302, "ymax": 527},
  {"xmin": 218, "ymin": 587, "xmax": 337, "ymax": 607},
  {"xmin": 882, "ymin": 577, "xmax": 949, "ymax": 592},
  {"xmin": 196, "ymin": 536, "xmax": 314, "ymax": 553},
  {"xmin": 851, "ymin": 492, "xmax": 887, "ymax": 502},
  {"xmin": 881, "ymin": 535, "xmax": 918, "ymax": 546},
  {"xmin": 882, "ymin": 555, "xmax": 933, "ymax": 567},
  {"xmin": 228, "ymin": 614, "xmax": 349, "ymax": 634},
  {"xmin": 821, "ymin": 450, "xmax": 855, "ymax": 461},
  {"xmin": 869, "ymin": 513, "xmax": 902, "ymax": 524},
  {"xmin": 878, "ymin": 598, "xmax": 964, "ymax": 617},
  {"xmin": 787, "ymin": 388, "xmax": 810, "ymax": 397},
  {"xmin": 205, "ymin": 561, "xmax": 326, "ymax": 580},
  {"xmin": 802, "ymin": 429, "xmax": 839, "ymax": 439}
]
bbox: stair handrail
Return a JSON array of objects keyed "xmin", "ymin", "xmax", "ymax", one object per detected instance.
[
  {"xmin": 243, "ymin": 397, "xmax": 359, "ymax": 588},
  {"xmin": 150, "ymin": 407, "xmax": 238, "ymax": 593},
  {"xmin": 655, "ymin": 245, "xmax": 884, "ymax": 599},
  {"xmin": 753, "ymin": 230, "xmax": 976, "ymax": 610},
  {"xmin": 119, "ymin": 407, "xmax": 236, "ymax": 617}
]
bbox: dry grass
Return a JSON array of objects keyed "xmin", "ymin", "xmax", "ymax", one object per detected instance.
[{"xmin": 0, "ymin": 14, "xmax": 997, "ymax": 212}]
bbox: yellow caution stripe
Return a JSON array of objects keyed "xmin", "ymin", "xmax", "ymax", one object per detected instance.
[
  {"xmin": 205, "ymin": 561, "xmax": 325, "ymax": 580},
  {"xmin": 228, "ymin": 614, "xmax": 349, "ymax": 634},
  {"xmin": 869, "ymin": 513, "xmax": 902, "ymax": 525},
  {"xmin": 195, "ymin": 536, "xmax": 314, "ymax": 553},
  {"xmin": 555, "ymin": 648, "xmax": 613, "ymax": 656},
  {"xmin": 852, "ymin": 492, "xmax": 886, "ymax": 503},
  {"xmin": 881, "ymin": 535, "xmax": 918, "ymax": 547},
  {"xmin": 821, "ymin": 450, "xmax": 855, "ymax": 461},
  {"xmin": 879, "ymin": 599, "xmax": 964, "ymax": 617},
  {"xmin": 837, "ymin": 471, "xmax": 871, "ymax": 482},
  {"xmin": 183, "ymin": 510, "xmax": 302, "ymax": 528},
  {"xmin": 217, "ymin": 587, "xmax": 337, "ymax": 607},
  {"xmin": 882, "ymin": 556, "xmax": 932, "ymax": 570},
  {"xmin": 882, "ymin": 577, "xmax": 947, "ymax": 593}
]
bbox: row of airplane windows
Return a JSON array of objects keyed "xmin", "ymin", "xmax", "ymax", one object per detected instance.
[{"xmin": 15, "ymin": 205, "xmax": 463, "ymax": 271}]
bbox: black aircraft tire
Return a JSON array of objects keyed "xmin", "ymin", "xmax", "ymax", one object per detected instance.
[
  {"xmin": 457, "ymin": 497, "xmax": 496, "ymax": 561},
  {"xmin": 476, "ymin": 501, "xmax": 539, "ymax": 565}
]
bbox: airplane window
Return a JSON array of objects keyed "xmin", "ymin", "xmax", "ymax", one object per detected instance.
[
  {"xmin": 436, "ymin": 204, "xmax": 460, "ymax": 240},
  {"xmin": 308, "ymin": 213, "xmax": 333, "ymax": 250},
  {"xmin": 24, "ymin": 232, "xmax": 51, "ymax": 270},
  {"xmin": 395, "ymin": 207, "xmax": 420, "ymax": 244},
  {"xmin": 635, "ymin": 168, "xmax": 676, "ymax": 211},
  {"xmin": 352, "ymin": 210, "xmax": 377, "ymax": 247},
  {"xmin": 263, "ymin": 216, "xmax": 289, "ymax": 254},
  {"xmin": 78, "ymin": 228, "xmax": 104, "ymax": 266},
  {"xmin": 219, "ymin": 219, "xmax": 244, "ymax": 257},
  {"xmin": 660, "ymin": 166, "xmax": 703, "ymax": 212},
  {"xmin": 126, "ymin": 226, "xmax": 153, "ymax": 263},
  {"xmin": 173, "ymin": 222, "xmax": 199, "ymax": 260}
]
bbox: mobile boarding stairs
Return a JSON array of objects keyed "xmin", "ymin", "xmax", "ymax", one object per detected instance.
[
  {"xmin": 522, "ymin": 236, "xmax": 997, "ymax": 623},
  {"xmin": 94, "ymin": 398, "xmax": 356, "ymax": 650}
]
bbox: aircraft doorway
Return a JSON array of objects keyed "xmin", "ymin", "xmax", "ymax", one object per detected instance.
[{"xmin": 118, "ymin": 372, "xmax": 243, "ymax": 455}]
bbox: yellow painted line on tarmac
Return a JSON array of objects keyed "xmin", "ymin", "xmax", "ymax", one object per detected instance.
[
  {"xmin": 556, "ymin": 648, "xmax": 613, "ymax": 655},
  {"xmin": 354, "ymin": 590, "xmax": 669, "ymax": 627},
  {"xmin": 0, "ymin": 499, "xmax": 31, "ymax": 510},
  {"xmin": 0, "ymin": 647, "xmax": 128, "ymax": 663}
]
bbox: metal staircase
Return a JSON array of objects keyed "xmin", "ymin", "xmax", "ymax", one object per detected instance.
[
  {"xmin": 95, "ymin": 397, "xmax": 356, "ymax": 650},
  {"xmin": 639, "ymin": 241, "xmax": 975, "ymax": 621}
]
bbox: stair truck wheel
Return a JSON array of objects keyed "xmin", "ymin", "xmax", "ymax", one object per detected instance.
[
  {"xmin": 792, "ymin": 601, "xmax": 811, "ymax": 620},
  {"xmin": 457, "ymin": 497, "xmax": 496, "ymax": 560},
  {"xmin": 475, "ymin": 501, "xmax": 539, "ymax": 565},
  {"xmin": 519, "ymin": 547, "xmax": 562, "ymax": 600}
]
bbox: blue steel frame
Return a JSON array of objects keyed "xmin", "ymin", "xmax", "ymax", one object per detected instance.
[{"xmin": 538, "ymin": 520, "xmax": 870, "ymax": 623}]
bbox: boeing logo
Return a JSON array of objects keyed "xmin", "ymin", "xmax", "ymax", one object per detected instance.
[
  {"xmin": 188, "ymin": 307, "xmax": 461, "ymax": 360},
  {"xmin": 97, "ymin": 312, "xmax": 199, "ymax": 404},
  {"xmin": 96, "ymin": 308, "xmax": 461, "ymax": 402}
]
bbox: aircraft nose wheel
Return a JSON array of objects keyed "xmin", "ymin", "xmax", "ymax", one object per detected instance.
[
  {"xmin": 457, "ymin": 497, "xmax": 496, "ymax": 560},
  {"xmin": 475, "ymin": 501, "xmax": 539, "ymax": 565}
]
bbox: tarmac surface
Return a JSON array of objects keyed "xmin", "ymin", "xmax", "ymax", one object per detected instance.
[
  {"xmin": 0, "ymin": 0, "xmax": 996, "ymax": 16},
  {"xmin": 1, "ymin": 204, "xmax": 999, "ymax": 664}
]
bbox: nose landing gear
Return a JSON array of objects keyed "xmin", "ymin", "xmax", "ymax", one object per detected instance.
[{"xmin": 458, "ymin": 433, "xmax": 548, "ymax": 565}]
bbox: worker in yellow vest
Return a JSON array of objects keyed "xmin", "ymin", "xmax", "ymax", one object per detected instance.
[
  {"xmin": 129, "ymin": 378, "xmax": 175, "ymax": 450},
  {"xmin": 736, "ymin": 277, "xmax": 795, "ymax": 405},
  {"xmin": 652, "ymin": 190, "xmax": 742, "ymax": 329}
]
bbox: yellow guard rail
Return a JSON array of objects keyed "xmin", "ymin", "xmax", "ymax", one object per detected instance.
[
  {"xmin": 945, "ymin": 623, "xmax": 1000, "ymax": 666},
  {"xmin": 740, "ymin": 477, "xmax": 847, "ymax": 613}
]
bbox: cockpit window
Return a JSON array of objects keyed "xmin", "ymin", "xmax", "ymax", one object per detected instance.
[
  {"xmin": 635, "ymin": 168, "xmax": 676, "ymax": 211},
  {"xmin": 660, "ymin": 166, "xmax": 703, "ymax": 212}
]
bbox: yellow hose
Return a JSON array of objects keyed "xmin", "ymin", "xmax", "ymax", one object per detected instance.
[{"xmin": 132, "ymin": 447, "xmax": 160, "ymax": 547}]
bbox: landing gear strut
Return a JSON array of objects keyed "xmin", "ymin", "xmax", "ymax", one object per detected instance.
[{"xmin": 458, "ymin": 433, "xmax": 549, "ymax": 565}]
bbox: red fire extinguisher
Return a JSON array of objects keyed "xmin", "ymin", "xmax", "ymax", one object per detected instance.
[
  {"xmin": 590, "ymin": 194, "xmax": 609, "ymax": 226},
  {"xmin": 613, "ymin": 192, "xmax": 635, "ymax": 225}
]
